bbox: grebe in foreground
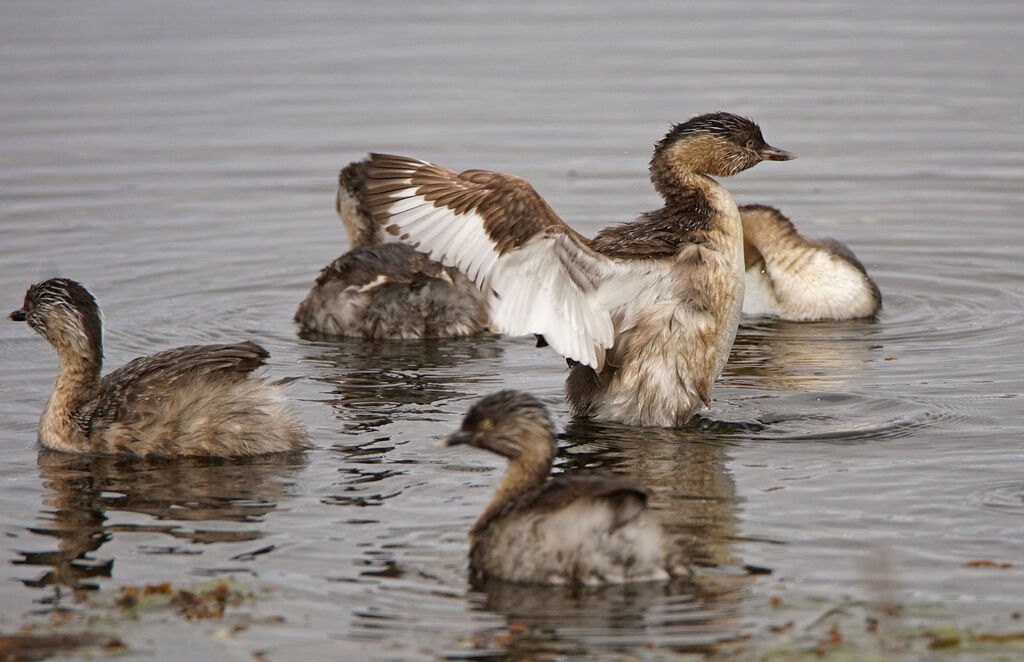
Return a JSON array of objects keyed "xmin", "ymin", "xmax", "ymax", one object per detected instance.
[
  {"xmin": 365, "ymin": 112, "xmax": 795, "ymax": 427},
  {"xmin": 445, "ymin": 391, "xmax": 685, "ymax": 585},
  {"xmin": 294, "ymin": 159, "xmax": 488, "ymax": 339},
  {"xmin": 740, "ymin": 204, "xmax": 881, "ymax": 320},
  {"xmin": 10, "ymin": 278, "xmax": 308, "ymax": 457}
]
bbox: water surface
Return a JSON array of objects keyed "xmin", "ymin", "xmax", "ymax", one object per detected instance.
[{"xmin": 1, "ymin": 1, "xmax": 1023, "ymax": 659}]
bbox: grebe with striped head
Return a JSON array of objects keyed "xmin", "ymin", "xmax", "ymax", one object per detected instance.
[
  {"xmin": 445, "ymin": 391, "xmax": 686, "ymax": 585},
  {"xmin": 11, "ymin": 278, "xmax": 308, "ymax": 457},
  {"xmin": 365, "ymin": 112, "xmax": 795, "ymax": 426}
]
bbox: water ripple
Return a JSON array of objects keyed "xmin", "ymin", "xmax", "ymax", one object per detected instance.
[{"xmin": 973, "ymin": 482, "xmax": 1024, "ymax": 516}]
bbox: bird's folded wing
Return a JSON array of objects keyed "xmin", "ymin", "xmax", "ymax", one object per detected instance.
[
  {"xmin": 365, "ymin": 153, "xmax": 647, "ymax": 369},
  {"xmin": 528, "ymin": 473, "xmax": 651, "ymax": 530},
  {"xmin": 85, "ymin": 342, "xmax": 270, "ymax": 426}
]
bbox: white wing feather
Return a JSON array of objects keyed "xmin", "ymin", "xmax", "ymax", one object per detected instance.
[{"xmin": 372, "ymin": 185, "xmax": 653, "ymax": 369}]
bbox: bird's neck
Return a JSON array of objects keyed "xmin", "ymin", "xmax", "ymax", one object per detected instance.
[
  {"xmin": 649, "ymin": 144, "xmax": 730, "ymax": 219},
  {"xmin": 651, "ymin": 153, "xmax": 746, "ymax": 277},
  {"xmin": 470, "ymin": 438, "xmax": 554, "ymax": 538},
  {"xmin": 740, "ymin": 208, "xmax": 802, "ymax": 266},
  {"xmin": 39, "ymin": 351, "xmax": 101, "ymax": 451},
  {"xmin": 337, "ymin": 181, "xmax": 383, "ymax": 249}
]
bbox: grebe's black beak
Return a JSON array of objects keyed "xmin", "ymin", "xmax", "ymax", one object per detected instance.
[
  {"xmin": 759, "ymin": 145, "xmax": 796, "ymax": 161},
  {"xmin": 443, "ymin": 430, "xmax": 474, "ymax": 447},
  {"xmin": 8, "ymin": 308, "xmax": 26, "ymax": 322}
]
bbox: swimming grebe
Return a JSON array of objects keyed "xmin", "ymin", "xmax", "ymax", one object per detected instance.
[
  {"xmin": 294, "ymin": 159, "xmax": 489, "ymax": 339},
  {"xmin": 10, "ymin": 278, "xmax": 308, "ymax": 457},
  {"xmin": 364, "ymin": 112, "xmax": 794, "ymax": 427},
  {"xmin": 445, "ymin": 391, "xmax": 684, "ymax": 585},
  {"xmin": 739, "ymin": 204, "xmax": 881, "ymax": 320}
]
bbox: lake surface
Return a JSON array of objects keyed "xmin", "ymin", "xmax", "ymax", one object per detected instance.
[{"xmin": 1, "ymin": 1, "xmax": 1022, "ymax": 659}]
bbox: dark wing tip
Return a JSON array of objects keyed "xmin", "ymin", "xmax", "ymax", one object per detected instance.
[
  {"xmin": 231, "ymin": 341, "xmax": 271, "ymax": 372},
  {"xmin": 237, "ymin": 339, "xmax": 269, "ymax": 356}
]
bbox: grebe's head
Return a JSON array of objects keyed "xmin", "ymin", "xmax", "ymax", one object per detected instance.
[
  {"xmin": 10, "ymin": 278, "xmax": 102, "ymax": 362},
  {"xmin": 445, "ymin": 390, "xmax": 557, "ymax": 461},
  {"xmin": 336, "ymin": 157, "xmax": 382, "ymax": 248},
  {"xmin": 653, "ymin": 112, "xmax": 795, "ymax": 178}
]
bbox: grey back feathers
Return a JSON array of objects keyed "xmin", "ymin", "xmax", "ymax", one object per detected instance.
[{"xmin": 86, "ymin": 341, "xmax": 269, "ymax": 430}]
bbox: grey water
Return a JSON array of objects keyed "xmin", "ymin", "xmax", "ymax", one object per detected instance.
[{"xmin": 1, "ymin": 0, "xmax": 1022, "ymax": 659}]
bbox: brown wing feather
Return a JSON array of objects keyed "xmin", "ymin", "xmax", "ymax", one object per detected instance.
[{"xmin": 365, "ymin": 153, "xmax": 589, "ymax": 255}]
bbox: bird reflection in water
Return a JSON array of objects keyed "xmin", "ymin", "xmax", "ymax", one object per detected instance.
[
  {"xmin": 14, "ymin": 451, "xmax": 306, "ymax": 601},
  {"xmin": 298, "ymin": 336, "xmax": 504, "ymax": 433},
  {"xmin": 727, "ymin": 317, "xmax": 881, "ymax": 392}
]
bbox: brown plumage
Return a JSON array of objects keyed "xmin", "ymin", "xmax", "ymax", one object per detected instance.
[
  {"xmin": 364, "ymin": 112, "xmax": 794, "ymax": 426},
  {"xmin": 445, "ymin": 391, "xmax": 685, "ymax": 585},
  {"xmin": 10, "ymin": 278, "xmax": 308, "ymax": 457},
  {"xmin": 294, "ymin": 159, "xmax": 489, "ymax": 339},
  {"xmin": 739, "ymin": 204, "xmax": 881, "ymax": 320}
]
